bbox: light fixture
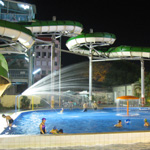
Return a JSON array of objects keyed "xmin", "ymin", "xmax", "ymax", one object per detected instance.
[
  {"xmin": 0, "ymin": 0, "xmax": 4, "ymax": 6},
  {"xmin": 18, "ymin": 3, "xmax": 30, "ymax": 10},
  {"xmin": 25, "ymin": 57, "xmax": 29, "ymax": 62},
  {"xmin": 33, "ymin": 68, "xmax": 41, "ymax": 75}
]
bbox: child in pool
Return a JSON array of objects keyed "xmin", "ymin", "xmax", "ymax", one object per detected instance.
[
  {"xmin": 144, "ymin": 118, "xmax": 150, "ymax": 127},
  {"xmin": 114, "ymin": 120, "xmax": 122, "ymax": 127},
  {"xmin": 39, "ymin": 118, "xmax": 47, "ymax": 134},
  {"xmin": 2, "ymin": 114, "xmax": 13, "ymax": 130},
  {"xmin": 50, "ymin": 126, "xmax": 58, "ymax": 134},
  {"xmin": 60, "ymin": 108, "xmax": 64, "ymax": 114},
  {"xmin": 50, "ymin": 126, "xmax": 63, "ymax": 134}
]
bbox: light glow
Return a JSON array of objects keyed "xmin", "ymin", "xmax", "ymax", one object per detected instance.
[
  {"xmin": 18, "ymin": 4, "xmax": 30, "ymax": 10},
  {"xmin": 33, "ymin": 68, "xmax": 41, "ymax": 75},
  {"xmin": 0, "ymin": 0, "xmax": 4, "ymax": 6}
]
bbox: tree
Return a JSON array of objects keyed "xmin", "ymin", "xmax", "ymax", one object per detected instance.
[
  {"xmin": 134, "ymin": 73, "xmax": 150, "ymax": 102},
  {"xmin": 82, "ymin": 62, "xmax": 111, "ymax": 83},
  {"xmin": 103, "ymin": 61, "xmax": 140, "ymax": 86},
  {"xmin": 21, "ymin": 96, "xmax": 31, "ymax": 109}
]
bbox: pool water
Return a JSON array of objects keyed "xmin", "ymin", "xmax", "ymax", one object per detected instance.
[{"xmin": 1, "ymin": 108, "xmax": 150, "ymax": 135}]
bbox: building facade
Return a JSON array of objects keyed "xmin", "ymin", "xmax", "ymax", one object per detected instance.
[{"xmin": 34, "ymin": 39, "xmax": 60, "ymax": 82}]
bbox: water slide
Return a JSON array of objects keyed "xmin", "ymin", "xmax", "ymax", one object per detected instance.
[
  {"xmin": 0, "ymin": 20, "xmax": 34, "ymax": 50},
  {"xmin": 0, "ymin": 19, "xmax": 83, "ymax": 54},
  {"xmin": 0, "ymin": 18, "xmax": 150, "ymax": 96},
  {"xmin": 0, "ymin": 19, "xmax": 35, "ymax": 96},
  {"xmin": 66, "ymin": 33, "xmax": 150, "ymax": 58},
  {"xmin": 0, "ymin": 53, "xmax": 11, "ymax": 96},
  {"xmin": 0, "ymin": 19, "xmax": 83, "ymax": 95},
  {"xmin": 22, "ymin": 20, "xmax": 83, "ymax": 35}
]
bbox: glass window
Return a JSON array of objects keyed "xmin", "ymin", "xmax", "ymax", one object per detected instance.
[
  {"xmin": 48, "ymin": 62, "xmax": 51, "ymax": 66},
  {"xmin": 42, "ymin": 52, "xmax": 46, "ymax": 58},
  {"xmin": 48, "ymin": 52, "xmax": 51, "ymax": 58},
  {"xmin": 42, "ymin": 70, "xmax": 46, "ymax": 75},
  {"xmin": 42, "ymin": 61, "xmax": 47, "ymax": 66},
  {"xmin": 36, "ymin": 61, "xmax": 41, "ymax": 66},
  {"xmin": 36, "ymin": 52, "xmax": 40, "ymax": 58}
]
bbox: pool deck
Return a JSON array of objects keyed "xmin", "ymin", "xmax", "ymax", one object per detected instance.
[
  {"xmin": 1, "ymin": 131, "xmax": 150, "ymax": 149},
  {"xmin": 0, "ymin": 112, "xmax": 21, "ymax": 134}
]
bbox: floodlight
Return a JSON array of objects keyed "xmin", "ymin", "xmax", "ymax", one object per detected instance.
[
  {"xmin": 0, "ymin": 0, "xmax": 4, "ymax": 6},
  {"xmin": 25, "ymin": 57, "xmax": 29, "ymax": 62},
  {"xmin": 18, "ymin": 4, "xmax": 29, "ymax": 10},
  {"xmin": 33, "ymin": 68, "xmax": 41, "ymax": 75}
]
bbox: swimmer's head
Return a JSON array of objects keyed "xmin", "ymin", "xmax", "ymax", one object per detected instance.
[
  {"xmin": 2, "ymin": 114, "xmax": 5, "ymax": 118},
  {"xmin": 53, "ymin": 126, "xmax": 57, "ymax": 130},
  {"xmin": 118, "ymin": 120, "xmax": 122, "ymax": 123},
  {"xmin": 144, "ymin": 118, "xmax": 147, "ymax": 122},
  {"xmin": 42, "ymin": 118, "xmax": 46, "ymax": 121}
]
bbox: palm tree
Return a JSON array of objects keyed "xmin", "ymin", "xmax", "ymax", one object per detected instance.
[{"xmin": 134, "ymin": 79, "xmax": 141, "ymax": 98}]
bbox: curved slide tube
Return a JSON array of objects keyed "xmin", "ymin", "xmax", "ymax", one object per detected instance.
[
  {"xmin": 0, "ymin": 20, "xmax": 35, "ymax": 49},
  {"xmin": 0, "ymin": 20, "xmax": 83, "ymax": 54},
  {"xmin": 0, "ymin": 54, "xmax": 11, "ymax": 97},
  {"xmin": 22, "ymin": 20, "xmax": 83, "ymax": 35},
  {"xmin": 107, "ymin": 46, "xmax": 150, "ymax": 58},
  {"xmin": 66, "ymin": 33, "xmax": 150, "ymax": 59},
  {"xmin": 66, "ymin": 32, "xmax": 116, "ymax": 51}
]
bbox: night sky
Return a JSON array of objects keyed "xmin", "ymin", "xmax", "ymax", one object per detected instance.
[{"xmin": 18, "ymin": 0, "xmax": 150, "ymax": 67}]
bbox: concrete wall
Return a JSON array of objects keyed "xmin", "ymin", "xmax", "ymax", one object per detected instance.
[
  {"xmin": 0, "ymin": 95, "xmax": 41, "ymax": 108},
  {"xmin": 113, "ymin": 84, "xmax": 134, "ymax": 103},
  {"xmin": 93, "ymin": 92, "xmax": 114, "ymax": 104}
]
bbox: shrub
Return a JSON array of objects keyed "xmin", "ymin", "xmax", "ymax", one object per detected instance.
[{"xmin": 20, "ymin": 96, "xmax": 31, "ymax": 109}]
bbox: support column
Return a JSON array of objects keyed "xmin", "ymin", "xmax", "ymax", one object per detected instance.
[
  {"xmin": 28, "ymin": 46, "xmax": 34, "ymax": 87},
  {"xmin": 127, "ymin": 100, "xmax": 129, "ymax": 116},
  {"xmin": 89, "ymin": 45, "xmax": 93, "ymax": 105},
  {"xmin": 51, "ymin": 36, "xmax": 55, "ymax": 105},
  {"xmin": 59, "ymin": 37, "xmax": 62, "ymax": 107},
  {"xmin": 141, "ymin": 59, "xmax": 145, "ymax": 106}
]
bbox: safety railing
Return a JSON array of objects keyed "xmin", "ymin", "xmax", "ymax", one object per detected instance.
[{"xmin": 9, "ymin": 69, "xmax": 28, "ymax": 79}]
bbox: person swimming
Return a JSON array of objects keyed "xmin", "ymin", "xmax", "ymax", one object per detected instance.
[
  {"xmin": 144, "ymin": 118, "xmax": 150, "ymax": 127},
  {"xmin": 60, "ymin": 108, "xmax": 64, "ymax": 114},
  {"xmin": 58, "ymin": 129, "xmax": 63, "ymax": 134},
  {"xmin": 40, "ymin": 118, "xmax": 47, "ymax": 134},
  {"xmin": 50, "ymin": 126, "xmax": 58, "ymax": 134},
  {"xmin": 92, "ymin": 101, "xmax": 98, "ymax": 110},
  {"xmin": 50, "ymin": 126, "xmax": 63, "ymax": 134},
  {"xmin": 83, "ymin": 102, "xmax": 88, "ymax": 112},
  {"xmin": 114, "ymin": 120, "xmax": 122, "ymax": 127},
  {"xmin": 2, "ymin": 114, "xmax": 14, "ymax": 130}
]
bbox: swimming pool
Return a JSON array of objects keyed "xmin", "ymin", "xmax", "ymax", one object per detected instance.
[{"xmin": 1, "ymin": 108, "xmax": 150, "ymax": 135}]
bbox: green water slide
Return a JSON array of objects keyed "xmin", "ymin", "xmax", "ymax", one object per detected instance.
[
  {"xmin": 0, "ymin": 19, "xmax": 83, "ymax": 54},
  {"xmin": 0, "ymin": 20, "xmax": 35, "ymax": 50},
  {"xmin": 107, "ymin": 46, "xmax": 150, "ymax": 58},
  {"xmin": 0, "ymin": 53, "xmax": 11, "ymax": 96},
  {"xmin": 21, "ymin": 20, "xmax": 83, "ymax": 35},
  {"xmin": 66, "ymin": 32, "xmax": 116, "ymax": 55},
  {"xmin": 0, "ymin": 19, "xmax": 83, "ymax": 95},
  {"xmin": 66, "ymin": 33, "xmax": 150, "ymax": 59}
]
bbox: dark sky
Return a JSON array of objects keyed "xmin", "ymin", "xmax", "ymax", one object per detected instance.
[{"xmin": 20, "ymin": 0, "xmax": 150, "ymax": 66}]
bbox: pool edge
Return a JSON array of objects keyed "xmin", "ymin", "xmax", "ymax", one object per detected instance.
[{"xmin": 0, "ymin": 131, "xmax": 150, "ymax": 149}]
